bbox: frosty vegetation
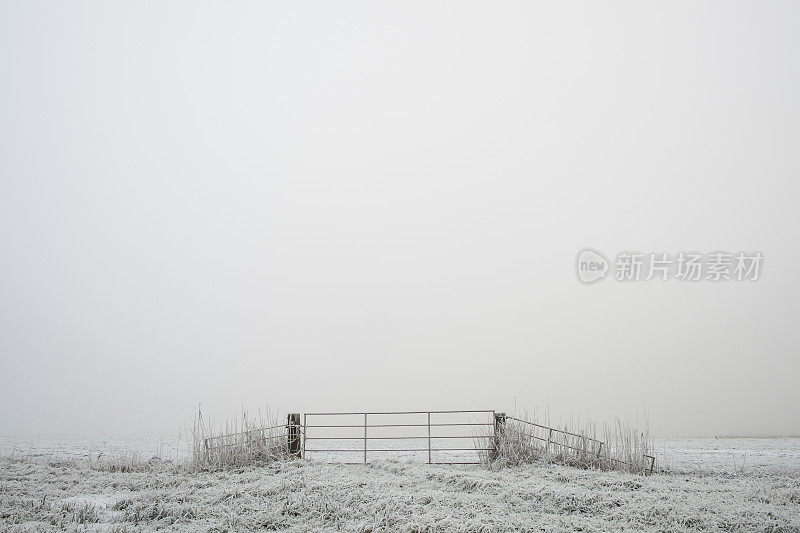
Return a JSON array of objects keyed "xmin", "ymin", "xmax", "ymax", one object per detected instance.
[
  {"xmin": 490, "ymin": 411, "xmax": 654, "ymax": 474},
  {"xmin": 2, "ymin": 454, "xmax": 799, "ymax": 532},
  {"xmin": 190, "ymin": 408, "xmax": 290, "ymax": 471},
  {"xmin": 2, "ymin": 409, "xmax": 799, "ymax": 531}
]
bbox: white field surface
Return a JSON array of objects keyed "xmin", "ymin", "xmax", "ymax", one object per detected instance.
[{"xmin": 1, "ymin": 436, "xmax": 799, "ymax": 531}]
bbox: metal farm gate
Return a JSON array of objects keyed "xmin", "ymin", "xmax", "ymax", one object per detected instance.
[
  {"xmin": 302, "ymin": 410, "xmax": 497, "ymax": 464},
  {"xmin": 203, "ymin": 409, "xmax": 655, "ymax": 474}
]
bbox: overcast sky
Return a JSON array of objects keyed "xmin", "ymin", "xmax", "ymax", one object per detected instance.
[{"xmin": 1, "ymin": 1, "xmax": 799, "ymax": 439}]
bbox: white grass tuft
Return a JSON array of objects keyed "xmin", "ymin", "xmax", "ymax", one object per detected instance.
[
  {"xmin": 484, "ymin": 408, "xmax": 655, "ymax": 474},
  {"xmin": 190, "ymin": 406, "xmax": 290, "ymax": 470}
]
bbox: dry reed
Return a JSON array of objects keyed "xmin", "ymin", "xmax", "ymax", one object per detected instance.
[
  {"xmin": 190, "ymin": 406, "xmax": 289, "ymax": 470},
  {"xmin": 484, "ymin": 408, "xmax": 655, "ymax": 474}
]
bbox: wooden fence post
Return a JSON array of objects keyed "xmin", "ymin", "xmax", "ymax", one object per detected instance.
[
  {"xmin": 287, "ymin": 413, "xmax": 301, "ymax": 458},
  {"xmin": 644, "ymin": 454, "xmax": 655, "ymax": 475},
  {"xmin": 491, "ymin": 412, "xmax": 506, "ymax": 461}
]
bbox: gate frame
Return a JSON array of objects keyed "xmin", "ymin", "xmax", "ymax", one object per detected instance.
[{"xmin": 302, "ymin": 410, "xmax": 497, "ymax": 465}]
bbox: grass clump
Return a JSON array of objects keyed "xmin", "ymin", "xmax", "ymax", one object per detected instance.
[
  {"xmin": 190, "ymin": 406, "xmax": 290, "ymax": 471},
  {"xmin": 88, "ymin": 452, "xmax": 158, "ymax": 473},
  {"xmin": 487, "ymin": 408, "xmax": 655, "ymax": 474}
]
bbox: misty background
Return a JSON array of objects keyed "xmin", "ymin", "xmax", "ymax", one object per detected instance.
[{"xmin": 1, "ymin": 1, "xmax": 798, "ymax": 439}]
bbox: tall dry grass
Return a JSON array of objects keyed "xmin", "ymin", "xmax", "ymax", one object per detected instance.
[
  {"xmin": 485, "ymin": 408, "xmax": 655, "ymax": 474},
  {"xmin": 190, "ymin": 406, "xmax": 290, "ymax": 470}
]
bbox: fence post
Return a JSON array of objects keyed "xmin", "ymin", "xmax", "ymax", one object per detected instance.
[
  {"xmin": 302, "ymin": 413, "xmax": 307, "ymax": 459},
  {"xmin": 491, "ymin": 412, "xmax": 506, "ymax": 461},
  {"xmin": 287, "ymin": 413, "xmax": 301, "ymax": 458},
  {"xmin": 427, "ymin": 412, "xmax": 432, "ymax": 465},
  {"xmin": 644, "ymin": 454, "xmax": 655, "ymax": 475}
]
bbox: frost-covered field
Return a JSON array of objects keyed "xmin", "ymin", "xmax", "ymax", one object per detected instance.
[
  {"xmin": 655, "ymin": 437, "xmax": 800, "ymax": 477},
  {"xmin": 4, "ymin": 436, "xmax": 800, "ymax": 477},
  {"xmin": 1, "ymin": 437, "xmax": 799, "ymax": 531}
]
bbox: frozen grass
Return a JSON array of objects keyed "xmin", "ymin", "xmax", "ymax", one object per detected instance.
[
  {"xmin": 4, "ymin": 415, "xmax": 799, "ymax": 531},
  {"xmin": 488, "ymin": 409, "xmax": 654, "ymax": 473},
  {"xmin": 190, "ymin": 407, "xmax": 290, "ymax": 471},
  {"xmin": 87, "ymin": 453, "xmax": 157, "ymax": 473},
  {"xmin": 2, "ymin": 455, "xmax": 799, "ymax": 531}
]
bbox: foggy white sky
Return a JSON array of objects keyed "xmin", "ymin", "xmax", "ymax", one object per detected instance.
[{"xmin": 1, "ymin": 1, "xmax": 799, "ymax": 439}]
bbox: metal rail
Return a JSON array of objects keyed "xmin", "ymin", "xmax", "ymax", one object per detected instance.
[
  {"xmin": 303, "ymin": 410, "xmax": 496, "ymax": 464},
  {"xmin": 507, "ymin": 416, "xmax": 603, "ymax": 443},
  {"xmin": 204, "ymin": 424, "xmax": 286, "ymax": 442},
  {"xmin": 506, "ymin": 416, "xmax": 655, "ymax": 474},
  {"xmin": 506, "ymin": 416, "xmax": 603, "ymax": 456},
  {"xmin": 305, "ymin": 410, "xmax": 494, "ymax": 415},
  {"xmin": 204, "ymin": 411, "xmax": 656, "ymax": 475},
  {"xmin": 203, "ymin": 424, "xmax": 288, "ymax": 455}
]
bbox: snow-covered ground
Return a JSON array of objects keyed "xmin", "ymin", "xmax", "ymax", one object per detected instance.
[
  {"xmin": 654, "ymin": 437, "xmax": 800, "ymax": 477},
  {"xmin": 0, "ymin": 436, "xmax": 185, "ymax": 463},
  {"xmin": 4, "ymin": 435, "xmax": 800, "ymax": 477},
  {"xmin": 1, "ymin": 437, "xmax": 799, "ymax": 531}
]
